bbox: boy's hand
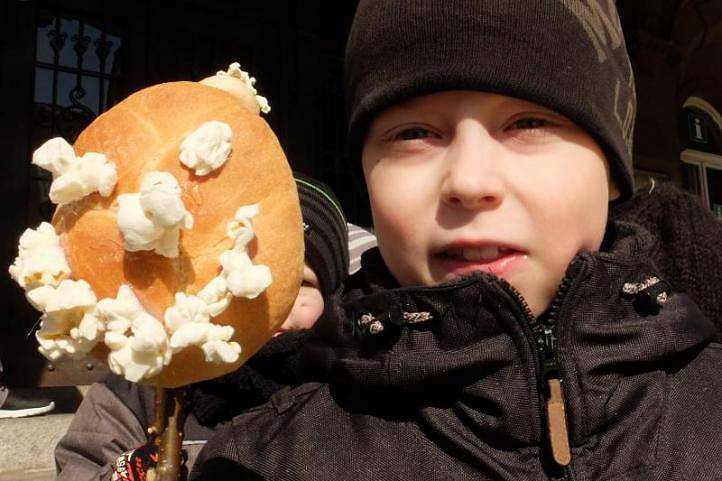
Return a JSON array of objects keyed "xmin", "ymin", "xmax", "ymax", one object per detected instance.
[{"xmin": 110, "ymin": 442, "xmax": 159, "ymax": 481}]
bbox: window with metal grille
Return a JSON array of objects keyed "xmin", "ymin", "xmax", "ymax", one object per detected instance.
[{"xmin": 31, "ymin": 12, "xmax": 122, "ymax": 220}]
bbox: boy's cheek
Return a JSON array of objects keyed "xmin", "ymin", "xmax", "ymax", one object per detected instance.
[
  {"xmin": 281, "ymin": 287, "xmax": 325, "ymax": 331},
  {"xmin": 608, "ymin": 180, "xmax": 620, "ymax": 201},
  {"xmin": 369, "ymin": 198, "xmax": 433, "ymax": 287}
]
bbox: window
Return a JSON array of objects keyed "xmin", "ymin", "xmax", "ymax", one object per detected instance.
[
  {"xmin": 707, "ymin": 167, "xmax": 722, "ymax": 219},
  {"xmin": 681, "ymin": 150, "xmax": 722, "ymax": 221},
  {"xmin": 680, "ymin": 97, "xmax": 722, "ymax": 221},
  {"xmin": 31, "ymin": 12, "xmax": 122, "ymax": 220}
]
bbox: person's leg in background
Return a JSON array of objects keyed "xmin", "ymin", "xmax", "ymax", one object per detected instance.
[{"xmin": 0, "ymin": 356, "xmax": 55, "ymax": 418}]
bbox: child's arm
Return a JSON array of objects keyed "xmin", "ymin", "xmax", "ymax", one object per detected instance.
[{"xmin": 55, "ymin": 380, "xmax": 152, "ymax": 481}]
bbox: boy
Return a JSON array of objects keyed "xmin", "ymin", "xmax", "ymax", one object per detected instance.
[
  {"xmin": 191, "ymin": 2, "xmax": 722, "ymax": 480},
  {"xmin": 54, "ymin": 174, "xmax": 351, "ymax": 480}
]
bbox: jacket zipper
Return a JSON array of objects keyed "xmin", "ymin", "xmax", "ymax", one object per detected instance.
[{"xmin": 498, "ymin": 274, "xmax": 576, "ymax": 481}]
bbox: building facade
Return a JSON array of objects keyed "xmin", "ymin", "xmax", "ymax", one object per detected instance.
[
  {"xmin": 0, "ymin": 0, "xmax": 720, "ymax": 385},
  {"xmin": 619, "ymin": 0, "xmax": 722, "ymax": 214},
  {"xmin": 0, "ymin": 0, "xmax": 359, "ymax": 385}
]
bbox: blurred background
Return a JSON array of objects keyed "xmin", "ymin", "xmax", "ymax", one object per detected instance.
[{"xmin": 0, "ymin": 0, "xmax": 720, "ymax": 386}]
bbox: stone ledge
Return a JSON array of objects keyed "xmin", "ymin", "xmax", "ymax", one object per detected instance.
[
  {"xmin": 0, "ymin": 468, "xmax": 55, "ymax": 481},
  {"xmin": 0, "ymin": 413, "xmax": 73, "ymax": 474}
]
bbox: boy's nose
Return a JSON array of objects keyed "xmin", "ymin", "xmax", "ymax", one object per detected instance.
[{"xmin": 440, "ymin": 131, "xmax": 505, "ymax": 211}]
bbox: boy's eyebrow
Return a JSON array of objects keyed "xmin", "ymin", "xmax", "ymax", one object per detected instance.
[
  {"xmin": 368, "ymin": 110, "xmax": 439, "ymax": 138},
  {"xmin": 492, "ymin": 95, "xmax": 558, "ymax": 116},
  {"xmin": 369, "ymin": 92, "xmax": 573, "ymax": 138},
  {"xmin": 395, "ymin": 92, "xmax": 563, "ymax": 115}
]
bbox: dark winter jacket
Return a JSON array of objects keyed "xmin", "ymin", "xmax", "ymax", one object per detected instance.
[
  {"xmin": 611, "ymin": 181, "xmax": 722, "ymax": 328},
  {"xmin": 188, "ymin": 330, "xmax": 313, "ymax": 427},
  {"xmin": 190, "ymin": 221, "xmax": 722, "ymax": 481}
]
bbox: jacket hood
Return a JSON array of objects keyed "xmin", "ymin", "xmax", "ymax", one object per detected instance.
[{"xmin": 302, "ymin": 220, "xmax": 719, "ymax": 448}]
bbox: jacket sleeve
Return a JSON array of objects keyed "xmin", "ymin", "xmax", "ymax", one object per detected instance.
[
  {"xmin": 54, "ymin": 382, "xmax": 149, "ymax": 481},
  {"xmin": 189, "ymin": 422, "xmax": 265, "ymax": 481}
]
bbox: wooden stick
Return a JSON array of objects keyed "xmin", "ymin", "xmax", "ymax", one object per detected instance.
[{"xmin": 150, "ymin": 386, "xmax": 187, "ymax": 481}]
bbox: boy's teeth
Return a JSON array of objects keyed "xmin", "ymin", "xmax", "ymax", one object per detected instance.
[{"xmin": 462, "ymin": 247, "xmax": 500, "ymax": 261}]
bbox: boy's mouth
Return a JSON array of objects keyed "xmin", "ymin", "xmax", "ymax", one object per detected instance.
[
  {"xmin": 434, "ymin": 245, "xmax": 527, "ymax": 279},
  {"xmin": 439, "ymin": 246, "xmax": 511, "ymax": 261}
]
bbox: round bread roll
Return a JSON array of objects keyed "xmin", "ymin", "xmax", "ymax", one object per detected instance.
[{"xmin": 51, "ymin": 81, "xmax": 304, "ymax": 387}]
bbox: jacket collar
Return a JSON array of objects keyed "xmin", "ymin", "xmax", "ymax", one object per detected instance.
[{"xmin": 306, "ymin": 221, "xmax": 719, "ymax": 447}]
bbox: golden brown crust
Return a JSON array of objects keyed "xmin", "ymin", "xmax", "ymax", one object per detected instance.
[{"xmin": 52, "ymin": 81, "xmax": 304, "ymax": 387}]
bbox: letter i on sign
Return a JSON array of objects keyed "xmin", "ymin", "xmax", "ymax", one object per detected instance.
[{"xmin": 689, "ymin": 114, "xmax": 708, "ymax": 144}]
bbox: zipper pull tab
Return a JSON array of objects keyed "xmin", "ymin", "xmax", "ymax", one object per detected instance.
[
  {"xmin": 535, "ymin": 324, "xmax": 573, "ymax": 468},
  {"xmin": 546, "ymin": 378, "xmax": 572, "ymax": 467}
]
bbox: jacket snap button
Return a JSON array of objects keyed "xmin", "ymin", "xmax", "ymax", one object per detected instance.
[{"xmin": 622, "ymin": 276, "xmax": 672, "ymax": 315}]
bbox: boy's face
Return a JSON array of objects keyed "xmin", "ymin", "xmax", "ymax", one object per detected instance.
[
  {"xmin": 362, "ymin": 91, "xmax": 613, "ymax": 316},
  {"xmin": 275, "ymin": 263, "xmax": 324, "ymax": 335}
]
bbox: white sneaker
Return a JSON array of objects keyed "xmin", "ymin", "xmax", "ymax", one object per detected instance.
[{"xmin": 0, "ymin": 388, "xmax": 55, "ymax": 418}]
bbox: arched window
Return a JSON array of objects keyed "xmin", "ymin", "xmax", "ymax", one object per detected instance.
[{"xmin": 680, "ymin": 96, "xmax": 722, "ymax": 220}]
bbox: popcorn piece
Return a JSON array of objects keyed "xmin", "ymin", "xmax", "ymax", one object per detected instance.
[
  {"xmin": 164, "ymin": 292, "xmax": 241, "ymax": 364},
  {"xmin": 27, "ymin": 278, "xmax": 96, "ymax": 313},
  {"xmin": 216, "ymin": 62, "xmax": 271, "ymax": 114},
  {"xmin": 25, "ymin": 285, "xmax": 58, "ymax": 312},
  {"xmin": 32, "ymin": 137, "xmax": 76, "ymax": 176},
  {"xmin": 98, "ymin": 285, "xmax": 173, "ymax": 383},
  {"xmin": 30, "ymin": 279, "xmax": 103, "ymax": 361},
  {"xmin": 226, "ymin": 204, "xmax": 260, "ymax": 244},
  {"xmin": 164, "ymin": 293, "xmax": 210, "ymax": 332},
  {"xmin": 9, "ymin": 222, "xmax": 71, "ymax": 290},
  {"xmin": 32, "ymin": 137, "xmax": 118, "ymax": 205},
  {"xmin": 221, "ymin": 204, "xmax": 272, "ymax": 299},
  {"xmin": 219, "ymin": 245, "xmax": 271, "ymax": 299},
  {"xmin": 255, "ymin": 95, "xmax": 270, "ymax": 115},
  {"xmin": 139, "ymin": 172, "xmax": 194, "ymax": 228},
  {"xmin": 169, "ymin": 322, "xmax": 241, "ymax": 364},
  {"xmin": 197, "ymin": 277, "xmax": 232, "ymax": 317},
  {"xmin": 194, "ymin": 203, "xmax": 272, "ymax": 319},
  {"xmin": 179, "ymin": 121, "xmax": 233, "ymax": 176},
  {"xmin": 117, "ymin": 171, "xmax": 194, "ymax": 258},
  {"xmin": 96, "ymin": 284, "xmax": 145, "ymax": 332},
  {"xmin": 104, "ymin": 313, "xmax": 171, "ymax": 383},
  {"xmin": 202, "ymin": 340, "xmax": 242, "ymax": 364}
]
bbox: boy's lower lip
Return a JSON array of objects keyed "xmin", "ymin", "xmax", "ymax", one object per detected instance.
[{"xmin": 437, "ymin": 251, "xmax": 527, "ymax": 280}]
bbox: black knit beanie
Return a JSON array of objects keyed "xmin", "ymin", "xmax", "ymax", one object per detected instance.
[
  {"xmin": 295, "ymin": 173, "xmax": 349, "ymax": 296},
  {"xmin": 345, "ymin": 0, "xmax": 637, "ymax": 199}
]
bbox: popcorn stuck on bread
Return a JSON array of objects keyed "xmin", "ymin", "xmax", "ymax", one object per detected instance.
[
  {"xmin": 32, "ymin": 137, "xmax": 118, "ymax": 205},
  {"xmin": 8, "ymin": 61, "xmax": 304, "ymax": 387}
]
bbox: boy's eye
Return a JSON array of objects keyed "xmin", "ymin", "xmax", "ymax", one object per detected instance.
[
  {"xmin": 394, "ymin": 127, "xmax": 435, "ymax": 141},
  {"xmin": 508, "ymin": 117, "xmax": 553, "ymax": 130}
]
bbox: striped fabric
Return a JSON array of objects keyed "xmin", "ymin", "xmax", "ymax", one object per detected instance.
[
  {"xmin": 347, "ymin": 223, "xmax": 377, "ymax": 274},
  {"xmin": 295, "ymin": 173, "xmax": 349, "ymax": 296}
]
